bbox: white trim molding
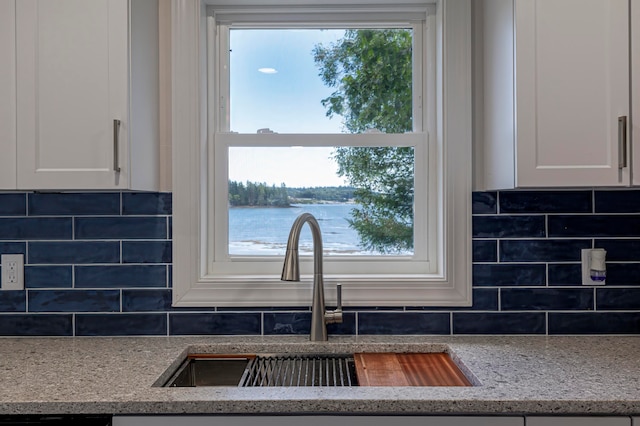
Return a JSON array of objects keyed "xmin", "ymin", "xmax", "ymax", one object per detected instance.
[{"xmin": 171, "ymin": 0, "xmax": 472, "ymax": 307}]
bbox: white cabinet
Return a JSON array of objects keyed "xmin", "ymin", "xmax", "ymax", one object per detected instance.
[
  {"xmin": 2, "ymin": 0, "xmax": 159, "ymax": 190},
  {"xmin": 113, "ymin": 416, "xmax": 524, "ymax": 426},
  {"xmin": 0, "ymin": 0, "xmax": 17, "ymax": 188},
  {"xmin": 526, "ymin": 417, "xmax": 631, "ymax": 426},
  {"xmin": 481, "ymin": 0, "xmax": 633, "ymax": 189},
  {"xmin": 633, "ymin": 3, "xmax": 640, "ymax": 186}
]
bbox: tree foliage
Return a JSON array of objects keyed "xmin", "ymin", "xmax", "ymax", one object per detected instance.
[
  {"xmin": 228, "ymin": 181, "xmax": 290, "ymax": 207},
  {"xmin": 288, "ymin": 187, "xmax": 355, "ymax": 203},
  {"xmin": 313, "ymin": 29, "xmax": 414, "ymax": 253},
  {"xmin": 228, "ymin": 181, "xmax": 356, "ymax": 207}
]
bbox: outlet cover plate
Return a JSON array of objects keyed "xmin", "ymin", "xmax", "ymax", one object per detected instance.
[{"xmin": 1, "ymin": 254, "xmax": 24, "ymax": 291}]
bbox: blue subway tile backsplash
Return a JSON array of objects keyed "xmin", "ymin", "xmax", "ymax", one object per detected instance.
[
  {"xmin": 594, "ymin": 240, "xmax": 640, "ymax": 261},
  {"xmin": 28, "ymin": 289, "xmax": 120, "ymax": 312},
  {"xmin": 25, "ymin": 265, "xmax": 73, "ymax": 288},
  {"xmin": 472, "ymin": 263, "xmax": 546, "ymax": 286},
  {"xmin": 357, "ymin": 312, "xmax": 451, "ymax": 335},
  {"xmin": 0, "ymin": 242, "xmax": 26, "ymax": 256},
  {"xmin": 472, "ymin": 240, "xmax": 497, "ymax": 262},
  {"xmin": 122, "ymin": 241, "xmax": 172, "ymax": 263},
  {"xmin": 408, "ymin": 288, "xmax": 500, "ymax": 312},
  {"xmin": 548, "ymin": 312, "xmax": 640, "ymax": 335},
  {"xmin": 76, "ymin": 313, "xmax": 167, "ymax": 336},
  {"xmin": 600, "ymin": 263, "xmax": 640, "ymax": 285},
  {"xmin": 122, "ymin": 192, "xmax": 172, "ymax": 215},
  {"xmin": 263, "ymin": 312, "xmax": 357, "ymax": 336},
  {"xmin": 122, "ymin": 289, "xmax": 173, "ymax": 312},
  {"xmin": 0, "ymin": 291, "xmax": 26, "ymax": 312},
  {"xmin": 594, "ymin": 190, "xmax": 640, "ymax": 213},
  {"xmin": 75, "ymin": 265, "xmax": 168, "ymax": 288},
  {"xmin": 453, "ymin": 312, "xmax": 546, "ymax": 335},
  {"xmin": 0, "ymin": 193, "xmax": 26, "ymax": 216},
  {"xmin": 547, "ymin": 264, "xmax": 583, "ymax": 286},
  {"xmin": 472, "ymin": 215, "xmax": 545, "ymax": 238},
  {"xmin": 500, "ymin": 239, "xmax": 591, "ymax": 262},
  {"xmin": 0, "ymin": 314, "xmax": 73, "ymax": 336},
  {"xmin": 0, "ymin": 218, "xmax": 72, "ymax": 240},
  {"xmin": 500, "ymin": 288, "xmax": 594, "ymax": 311},
  {"xmin": 0, "ymin": 190, "xmax": 638, "ymax": 336},
  {"xmin": 170, "ymin": 313, "xmax": 262, "ymax": 335},
  {"xmin": 28, "ymin": 192, "xmax": 121, "ymax": 216},
  {"xmin": 75, "ymin": 217, "xmax": 168, "ymax": 240},
  {"xmin": 596, "ymin": 288, "xmax": 640, "ymax": 310},
  {"xmin": 549, "ymin": 215, "xmax": 640, "ymax": 237},
  {"xmin": 499, "ymin": 190, "xmax": 593, "ymax": 213},
  {"xmin": 263, "ymin": 312, "xmax": 313, "ymax": 335},
  {"xmin": 471, "ymin": 192, "xmax": 497, "ymax": 214},
  {"xmin": 29, "ymin": 241, "xmax": 121, "ymax": 264}
]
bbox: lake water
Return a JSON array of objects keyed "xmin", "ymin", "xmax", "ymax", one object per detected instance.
[{"xmin": 229, "ymin": 204, "xmax": 370, "ymax": 255}]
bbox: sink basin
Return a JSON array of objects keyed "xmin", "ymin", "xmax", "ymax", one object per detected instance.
[
  {"xmin": 165, "ymin": 354, "xmax": 254, "ymax": 387},
  {"xmin": 162, "ymin": 352, "xmax": 473, "ymax": 388},
  {"xmin": 164, "ymin": 353, "xmax": 358, "ymax": 387}
]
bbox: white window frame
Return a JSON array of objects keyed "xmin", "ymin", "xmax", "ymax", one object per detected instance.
[
  {"xmin": 171, "ymin": 0, "xmax": 472, "ymax": 308},
  {"xmin": 212, "ymin": 12, "xmax": 433, "ymax": 273}
]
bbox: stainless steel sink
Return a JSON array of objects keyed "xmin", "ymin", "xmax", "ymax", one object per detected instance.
[
  {"xmin": 164, "ymin": 353, "xmax": 358, "ymax": 387},
  {"xmin": 165, "ymin": 355, "xmax": 252, "ymax": 387}
]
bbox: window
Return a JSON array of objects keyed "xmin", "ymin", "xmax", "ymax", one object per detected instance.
[
  {"xmin": 171, "ymin": 0, "xmax": 472, "ymax": 307},
  {"xmin": 220, "ymin": 23, "xmax": 423, "ymax": 261},
  {"xmin": 227, "ymin": 145, "xmax": 416, "ymax": 257}
]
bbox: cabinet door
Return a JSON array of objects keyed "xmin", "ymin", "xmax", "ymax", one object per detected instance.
[
  {"xmin": 16, "ymin": 0, "xmax": 129, "ymax": 189},
  {"xmin": 515, "ymin": 0, "xmax": 630, "ymax": 187},
  {"xmin": 0, "ymin": 0, "xmax": 16, "ymax": 189},
  {"xmin": 632, "ymin": 0, "xmax": 640, "ymax": 186},
  {"xmin": 527, "ymin": 417, "xmax": 631, "ymax": 426},
  {"xmin": 113, "ymin": 416, "xmax": 524, "ymax": 426}
]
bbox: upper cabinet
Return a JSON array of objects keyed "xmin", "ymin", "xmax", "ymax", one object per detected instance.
[
  {"xmin": 1, "ymin": 0, "xmax": 159, "ymax": 190},
  {"xmin": 0, "ymin": 0, "xmax": 17, "ymax": 188},
  {"xmin": 633, "ymin": 1, "xmax": 640, "ymax": 185},
  {"xmin": 481, "ymin": 0, "xmax": 634, "ymax": 189}
]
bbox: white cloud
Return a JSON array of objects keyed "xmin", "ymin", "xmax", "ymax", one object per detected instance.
[{"xmin": 258, "ymin": 67, "xmax": 278, "ymax": 74}]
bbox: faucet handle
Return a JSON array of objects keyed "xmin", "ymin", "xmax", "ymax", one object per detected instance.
[{"xmin": 325, "ymin": 283, "xmax": 343, "ymax": 325}]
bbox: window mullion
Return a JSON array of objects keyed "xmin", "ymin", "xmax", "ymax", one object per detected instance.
[{"xmin": 216, "ymin": 23, "xmax": 230, "ymax": 133}]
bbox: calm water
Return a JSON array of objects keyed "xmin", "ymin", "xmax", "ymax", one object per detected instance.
[{"xmin": 229, "ymin": 204, "xmax": 369, "ymax": 255}]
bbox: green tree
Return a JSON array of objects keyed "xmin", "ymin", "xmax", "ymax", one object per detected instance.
[
  {"xmin": 313, "ymin": 29, "xmax": 414, "ymax": 253},
  {"xmin": 228, "ymin": 180, "xmax": 291, "ymax": 207}
]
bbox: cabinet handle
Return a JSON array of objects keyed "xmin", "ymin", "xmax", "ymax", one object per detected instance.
[
  {"xmin": 113, "ymin": 119, "xmax": 122, "ymax": 173},
  {"xmin": 618, "ymin": 116, "xmax": 628, "ymax": 170}
]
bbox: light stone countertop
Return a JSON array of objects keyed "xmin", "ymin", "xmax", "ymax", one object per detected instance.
[{"xmin": 0, "ymin": 335, "xmax": 638, "ymax": 416}]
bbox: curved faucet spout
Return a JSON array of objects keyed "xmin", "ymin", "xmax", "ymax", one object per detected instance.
[
  {"xmin": 281, "ymin": 213, "xmax": 323, "ymax": 282},
  {"xmin": 281, "ymin": 213, "xmax": 342, "ymax": 341}
]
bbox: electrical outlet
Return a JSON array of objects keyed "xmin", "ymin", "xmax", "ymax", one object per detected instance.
[{"xmin": 1, "ymin": 254, "xmax": 24, "ymax": 291}]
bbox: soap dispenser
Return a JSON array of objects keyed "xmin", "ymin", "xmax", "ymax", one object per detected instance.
[
  {"xmin": 589, "ymin": 249, "xmax": 606, "ymax": 283},
  {"xmin": 581, "ymin": 248, "xmax": 606, "ymax": 285}
]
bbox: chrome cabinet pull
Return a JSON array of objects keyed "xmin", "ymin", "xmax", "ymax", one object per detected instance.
[
  {"xmin": 113, "ymin": 119, "xmax": 122, "ymax": 173},
  {"xmin": 618, "ymin": 116, "xmax": 627, "ymax": 170}
]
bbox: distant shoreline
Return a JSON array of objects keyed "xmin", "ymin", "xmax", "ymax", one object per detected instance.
[
  {"xmin": 230, "ymin": 201, "xmax": 355, "ymax": 208},
  {"xmin": 229, "ymin": 205, "xmax": 293, "ymax": 209}
]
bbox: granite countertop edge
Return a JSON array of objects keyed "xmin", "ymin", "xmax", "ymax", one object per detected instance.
[{"xmin": 0, "ymin": 335, "xmax": 638, "ymax": 416}]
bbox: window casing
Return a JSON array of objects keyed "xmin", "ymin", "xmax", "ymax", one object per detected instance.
[{"xmin": 171, "ymin": 0, "xmax": 472, "ymax": 308}]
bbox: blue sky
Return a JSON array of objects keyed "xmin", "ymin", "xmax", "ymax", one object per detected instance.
[
  {"xmin": 230, "ymin": 29, "xmax": 345, "ymax": 134},
  {"xmin": 228, "ymin": 29, "xmax": 349, "ymax": 187},
  {"xmin": 228, "ymin": 146, "xmax": 348, "ymax": 187}
]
